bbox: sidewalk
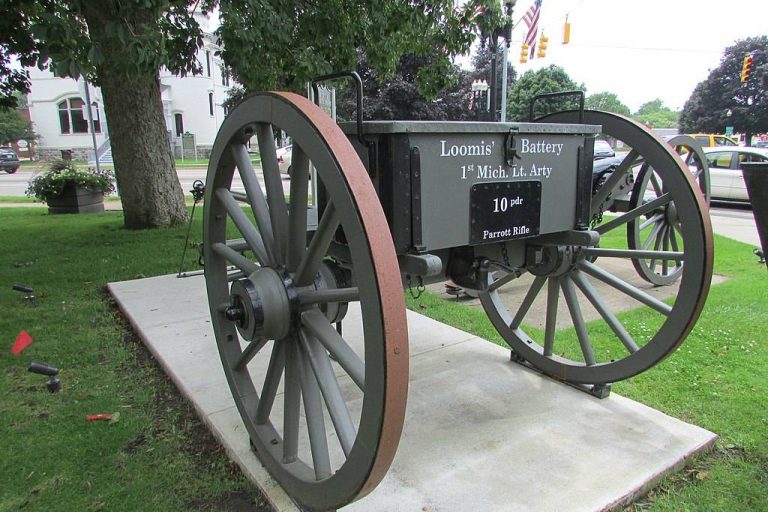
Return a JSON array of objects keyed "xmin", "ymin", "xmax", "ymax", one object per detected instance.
[{"xmin": 109, "ymin": 273, "xmax": 717, "ymax": 512}]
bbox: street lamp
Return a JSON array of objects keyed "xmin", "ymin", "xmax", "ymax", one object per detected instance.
[
  {"xmin": 471, "ymin": 79, "xmax": 489, "ymax": 120},
  {"xmin": 477, "ymin": 2, "xmax": 514, "ymax": 122}
]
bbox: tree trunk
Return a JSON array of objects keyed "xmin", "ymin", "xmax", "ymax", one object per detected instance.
[
  {"xmin": 98, "ymin": 69, "xmax": 188, "ymax": 229},
  {"xmin": 80, "ymin": 1, "xmax": 187, "ymax": 229}
]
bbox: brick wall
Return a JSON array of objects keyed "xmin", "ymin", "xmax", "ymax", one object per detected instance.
[
  {"xmin": 196, "ymin": 145, "xmax": 213, "ymax": 159},
  {"xmin": 36, "ymin": 147, "xmax": 93, "ymax": 162}
]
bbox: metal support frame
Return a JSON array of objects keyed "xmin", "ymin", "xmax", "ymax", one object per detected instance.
[{"xmin": 509, "ymin": 349, "xmax": 612, "ymax": 399}]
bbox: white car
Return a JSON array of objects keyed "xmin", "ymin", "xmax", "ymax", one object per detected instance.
[
  {"xmin": 276, "ymin": 144, "xmax": 292, "ymax": 174},
  {"xmin": 702, "ymin": 146, "xmax": 768, "ymax": 201},
  {"xmin": 593, "ymin": 139, "xmax": 615, "ymax": 159}
]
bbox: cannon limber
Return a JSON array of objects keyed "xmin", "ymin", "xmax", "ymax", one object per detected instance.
[{"xmin": 202, "ymin": 81, "xmax": 713, "ymax": 510}]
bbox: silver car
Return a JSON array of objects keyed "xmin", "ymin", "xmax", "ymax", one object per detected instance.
[{"xmin": 702, "ymin": 146, "xmax": 768, "ymax": 201}]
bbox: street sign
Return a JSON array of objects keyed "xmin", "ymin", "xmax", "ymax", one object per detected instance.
[{"xmin": 725, "ymin": 126, "xmax": 734, "ymax": 136}]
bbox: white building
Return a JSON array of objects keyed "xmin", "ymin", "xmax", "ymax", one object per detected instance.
[{"xmin": 27, "ymin": 14, "xmax": 233, "ymax": 162}]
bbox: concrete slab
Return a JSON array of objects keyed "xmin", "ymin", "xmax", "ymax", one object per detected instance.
[{"xmin": 109, "ymin": 274, "xmax": 716, "ymax": 512}]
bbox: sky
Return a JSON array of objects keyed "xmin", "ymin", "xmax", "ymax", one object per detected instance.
[{"xmin": 483, "ymin": 0, "xmax": 768, "ymax": 113}]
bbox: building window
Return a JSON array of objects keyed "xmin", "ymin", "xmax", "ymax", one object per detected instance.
[
  {"xmin": 58, "ymin": 97, "xmax": 91, "ymax": 134},
  {"xmin": 205, "ymin": 51, "xmax": 211, "ymax": 77},
  {"xmin": 221, "ymin": 67, "xmax": 230, "ymax": 86},
  {"xmin": 174, "ymin": 113, "xmax": 184, "ymax": 137},
  {"xmin": 91, "ymin": 103, "xmax": 101, "ymax": 133},
  {"xmin": 208, "ymin": 93, "xmax": 214, "ymax": 117}
]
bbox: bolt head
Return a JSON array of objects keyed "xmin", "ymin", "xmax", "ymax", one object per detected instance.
[{"xmin": 224, "ymin": 306, "xmax": 244, "ymax": 322}]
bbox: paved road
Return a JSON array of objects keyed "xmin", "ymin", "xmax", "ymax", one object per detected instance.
[
  {"xmin": 2, "ymin": 167, "xmax": 760, "ymax": 246},
  {"xmin": 708, "ymin": 201, "xmax": 761, "ymax": 246},
  {"xmin": 0, "ymin": 168, "xmax": 37, "ymax": 197},
  {"xmin": 0, "ymin": 167, "xmax": 291, "ymax": 197}
]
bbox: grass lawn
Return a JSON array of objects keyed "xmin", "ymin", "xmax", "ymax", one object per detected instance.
[
  {"xmin": 0, "ymin": 207, "xmax": 268, "ymax": 511},
  {"xmin": 1, "ymin": 206, "xmax": 766, "ymax": 511},
  {"xmin": 0, "ymin": 196, "xmax": 38, "ymax": 203}
]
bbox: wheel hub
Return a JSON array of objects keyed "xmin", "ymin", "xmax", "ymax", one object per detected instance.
[
  {"xmin": 315, "ymin": 260, "xmax": 351, "ymax": 324},
  {"xmin": 664, "ymin": 201, "xmax": 679, "ymax": 225},
  {"xmin": 527, "ymin": 245, "xmax": 577, "ymax": 277},
  {"xmin": 227, "ymin": 268, "xmax": 299, "ymax": 341}
]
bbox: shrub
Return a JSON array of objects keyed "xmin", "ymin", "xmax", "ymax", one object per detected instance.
[{"xmin": 26, "ymin": 160, "xmax": 116, "ymax": 203}]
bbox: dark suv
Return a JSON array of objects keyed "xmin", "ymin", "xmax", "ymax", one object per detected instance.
[{"xmin": 0, "ymin": 148, "xmax": 20, "ymax": 174}]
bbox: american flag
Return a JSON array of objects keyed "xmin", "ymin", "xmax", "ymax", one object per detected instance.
[{"xmin": 523, "ymin": 0, "xmax": 542, "ymax": 58}]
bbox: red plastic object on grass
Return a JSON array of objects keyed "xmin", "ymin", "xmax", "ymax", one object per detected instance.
[
  {"xmin": 87, "ymin": 414, "xmax": 113, "ymax": 421},
  {"xmin": 12, "ymin": 330, "xmax": 33, "ymax": 355}
]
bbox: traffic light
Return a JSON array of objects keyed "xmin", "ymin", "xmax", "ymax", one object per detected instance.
[
  {"xmin": 536, "ymin": 34, "xmax": 549, "ymax": 58},
  {"xmin": 520, "ymin": 43, "xmax": 529, "ymax": 64},
  {"xmin": 563, "ymin": 19, "xmax": 571, "ymax": 44},
  {"xmin": 740, "ymin": 54, "xmax": 753, "ymax": 83}
]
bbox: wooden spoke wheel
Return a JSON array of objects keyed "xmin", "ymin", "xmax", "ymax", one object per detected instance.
[
  {"xmin": 666, "ymin": 134, "xmax": 711, "ymax": 203},
  {"xmin": 627, "ymin": 134, "xmax": 711, "ymax": 285},
  {"xmin": 479, "ymin": 111, "xmax": 713, "ymax": 384},
  {"xmin": 203, "ymin": 92, "xmax": 408, "ymax": 511}
]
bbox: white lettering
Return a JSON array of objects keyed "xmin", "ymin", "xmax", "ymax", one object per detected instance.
[
  {"xmin": 477, "ymin": 165, "xmax": 508, "ymax": 179},
  {"xmin": 440, "ymin": 140, "xmax": 494, "ymax": 158},
  {"xmin": 512, "ymin": 225, "xmax": 530, "ymax": 236},
  {"xmin": 482, "ymin": 225, "xmax": 530, "ymax": 240},
  {"xmin": 519, "ymin": 138, "xmax": 564, "ymax": 156},
  {"xmin": 528, "ymin": 164, "xmax": 552, "ymax": 178},
  {"xmin": 483, "ymin": 228, "xmax": 512, "ymax": 240}
]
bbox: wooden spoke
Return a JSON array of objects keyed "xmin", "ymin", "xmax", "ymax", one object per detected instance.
[
  {"xmin": 295, "ymin": 202, "xmax": 340, "ymax": 287},
  {"xmin": 299, "ymin": 332, "xmax": 356, "ymax": 457},
  {"xmin": 215, "ymin": 187, "xmax": 271, "ymax": 265},
  {"xmin": 256, "ymin": 123, "xmax": 289, "ymax": 263},
  {"xmin": 234, "ymin": 338, "xmax": 268, "ymax": 371},
  {"xmin": 296, "ymin": 341, "xmax": 332, "ymax": 480},
  {"xmin": 302, "ymin": 309, "xmax": 365, "ymax": 391},
  {"xmin": 255, "ymin": 342, "xmax": 286, "ymax": 424},
  {"xmin": 232, "ymin": 144, "xmax": 277, "ymax": 263},
  {"xmin": 212, "ymin": 242, "xmax": 260, "ymax": 274},
  {"xmin": 287, "ymin": 145, "xmax": 310, "ymax": 272},
  {"xmin": 298, "ymin": 287, "xmax": 360, "ymax": 306}
]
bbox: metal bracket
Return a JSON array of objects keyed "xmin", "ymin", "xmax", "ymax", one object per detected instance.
[
  {"xmin": 310, "ymin": 71, "xmax": 378, "ymax": 178},
  {"xmin": 509, "ymin": 349, "xmax": 612, "ymax": 399},
  {"xmin": 409, "ymin": 146, "xmax": 423, "ymax": 250},
  {"xmin": 398, "ymin": 253, "xmax": 442, "ymax": 277},
  {"xmin": 504, "ymin": 127, "xmax": 521, "ymax": 166}
]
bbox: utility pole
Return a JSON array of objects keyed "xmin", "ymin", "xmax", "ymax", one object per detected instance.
[
  {"xmin": 481, "ymin": 1, "xmax": 514, "ymax": 122},
  {"xmin": 500, "ymin": 2, "xmax": 514, "ymax": 122},
  {"xmin": 81, "ymin": 78, "xmax": 101, "ymax": 173}
]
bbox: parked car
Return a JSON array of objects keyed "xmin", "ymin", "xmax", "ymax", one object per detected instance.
[
  {"xmin": 700, "ymin": 146, "xmax": 768, "ymax": 201},
  {"xmin": 276, "ymin": 144, "xmax": 292, "ymax": 174},
  {"xmin": 593, "ymin": 139, "xmax": 615, "ymax": 159},
  {"xmin": 754, "ymin": 140, "xmax": 768, "ymax": 149},
  {"xmin": 0, "ymin": 148, "xmax": 20, "ymax": 174},
  {"xmin": 687, "ymin": 133, "xmax": 739, "ymax": 148}
]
